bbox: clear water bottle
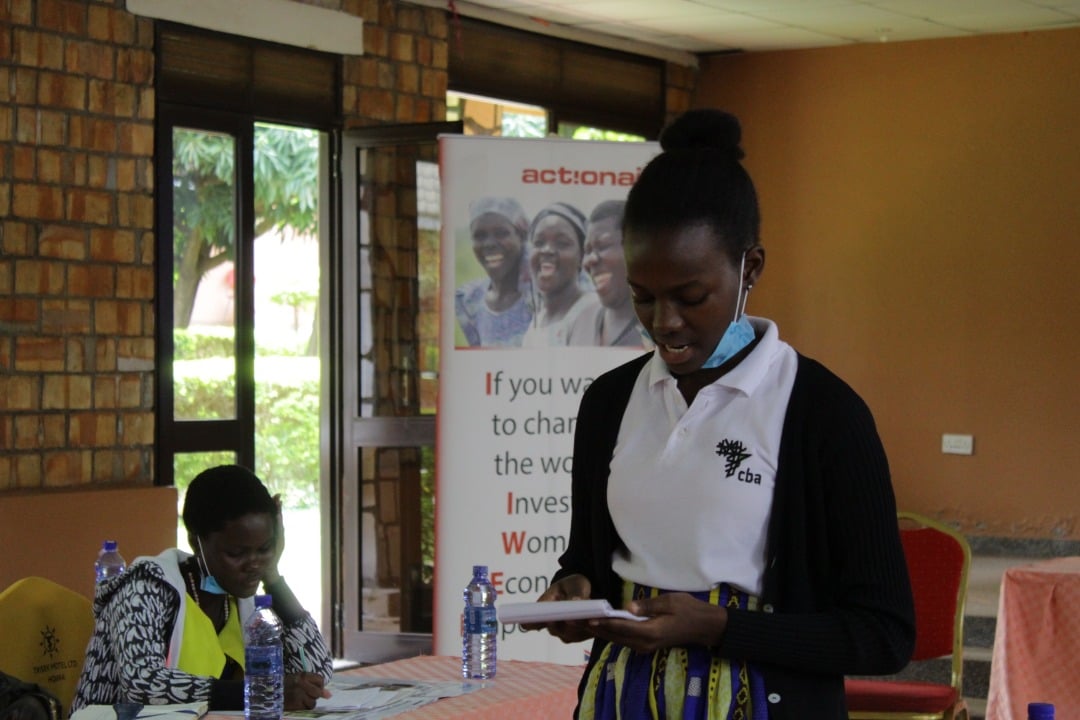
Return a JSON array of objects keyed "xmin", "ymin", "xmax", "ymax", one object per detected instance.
[
  {"xmin": 244, "ymin": 594, "xmax": 284, "ymax": 720},
  {"xmin": 94, "ymin": 540, "xmax": 126, "ymax": 584},
  {"xmin": 462, "ymin": 564, "xmax": 497, "ymax": 679},
  {"xmin": 1028, "ymin": 703, "xmax": 1054, "ymax": 720}
]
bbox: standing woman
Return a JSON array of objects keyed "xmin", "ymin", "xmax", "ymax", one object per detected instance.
[
  {"xmin": 524, "ymin": 110, "xmax": 914, "ymax": 718},
  {"xmin": 73, "ymin": 465, "xmax": 332, "ymax": 713},
  {"xmin": 521, "ymin": 201, "xmax": 599, "ymax": 347}
]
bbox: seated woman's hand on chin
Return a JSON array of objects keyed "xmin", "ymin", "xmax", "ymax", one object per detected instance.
[{"xmin": 259, "ymin": 494, "xmax": 287, "ymax": 589}]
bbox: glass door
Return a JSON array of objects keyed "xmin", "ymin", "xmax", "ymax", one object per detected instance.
[{"xmin": 335, "ymin": 122, "xmax": 460, "ymax": 663}]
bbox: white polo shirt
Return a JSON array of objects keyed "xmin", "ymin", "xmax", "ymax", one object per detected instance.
[{"xmin": 608, "ymin": 317, "xmax": 798, "ymax": 595}]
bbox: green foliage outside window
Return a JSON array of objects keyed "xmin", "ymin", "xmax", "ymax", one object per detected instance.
[
  {"xmin": 172, "ymin": 125, "xmax": 319, "ymax": 329},
  {"xmin": 173, "ymin": 330, "xmax": 320, "ymax": 510}
]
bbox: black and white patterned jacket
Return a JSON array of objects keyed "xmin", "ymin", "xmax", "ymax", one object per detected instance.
[{"xmin": 71, "ymin": 549, "xmax": 332, "ymax": 713}]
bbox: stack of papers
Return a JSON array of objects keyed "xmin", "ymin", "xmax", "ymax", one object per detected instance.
[
  {"xmin": 497, "ymin": 599, "xmax": 646, "ymax": 624},
  {"xmin": 71, "ymin": 702, "xmax": 208, "ymax": 720},
  {"xmin": 70, "ymin": 678, "xmax": 474, "ymax": 720},
  {"xmin": 284, "ymin": 677, "xmax": 479, "ymax": 720}
]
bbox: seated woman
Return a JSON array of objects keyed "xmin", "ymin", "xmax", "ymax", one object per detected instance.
[{"xmin": 72, "ymin": 465, "xmax": 332, "ymax": 712}]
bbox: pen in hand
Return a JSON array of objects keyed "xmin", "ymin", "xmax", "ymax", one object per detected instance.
[{"xmin": 298, "ymin": 647, "xmax": 332, "ymax": 700}]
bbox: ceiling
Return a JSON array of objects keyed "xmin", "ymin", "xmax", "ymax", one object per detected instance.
[{"xmin": 421, "ymin": 0, "xmax": 1080, "ymax": 64}]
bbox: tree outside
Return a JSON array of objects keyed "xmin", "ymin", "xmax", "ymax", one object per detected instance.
[{"xmin": 172, "ymin": 125, "xmax": 319, "ymax": 329}]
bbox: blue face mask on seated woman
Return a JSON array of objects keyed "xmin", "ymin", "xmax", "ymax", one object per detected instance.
[
  {"xmin": 700, "ymin": 251, "xmax": 755, "ymax": 369},
  {"xmin": 196, "ymin": 537, "xmax": 228, "ymax": 595}
]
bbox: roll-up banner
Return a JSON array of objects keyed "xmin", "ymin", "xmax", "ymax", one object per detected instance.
[{"xmin": 434, "ymin": 135, "xmax": 660, "ymax": 663}]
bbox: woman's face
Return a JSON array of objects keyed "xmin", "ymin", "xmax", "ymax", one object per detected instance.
[
  {"xmin": 471, "ymin": 213, "xmax": 524, "ymax": 283},
  {"xmin": 625, "ymin": 222, "xmax": 762, "ymax": 375},
  {"xmin": 529, "ymin": 214, "xmax": 583, "ymax": 296},
  {"xmin": 582, "ymin": 215, "xmax": 629, "ymax": 308},
  {"xmin": 196, "ymin": 512, "xmax": 275, "ymax": 598}
]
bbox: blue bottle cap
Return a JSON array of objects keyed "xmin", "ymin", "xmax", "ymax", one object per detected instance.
[
  {"xmin": 1028, "ymin": 703, "xmax": 1054, "ymax": 720},
  {"xmin": 473, "ymin": 565, "xmax": 488, "ymax": 576},
  {"xmin": 255, "ymin": 594, "xmax": 273, "ymax": 608},
  {"xmin": 103, "ymin": 540, "xmax": 118, "ymax": 551}
]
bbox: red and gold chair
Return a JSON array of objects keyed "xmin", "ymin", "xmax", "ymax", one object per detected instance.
[{"xmin": 845, "ymin": 512, "xmax": 971, "ymax": 720}]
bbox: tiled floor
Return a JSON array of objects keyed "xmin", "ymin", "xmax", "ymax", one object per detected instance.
[{"xmin": 966, "ymin": 555, "xmax": 1042, "ymax": 618}]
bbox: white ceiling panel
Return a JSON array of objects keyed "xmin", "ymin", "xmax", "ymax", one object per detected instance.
[
  {"xmin": 918, "ymin": 7, "xmax": 1078, "ymax": 31},
  {"xmin": 748, "ymin": 4, "xmax": 955, "ymax": 41},
  {"xmin": 703, "ymin": 25, "xmax": 853, "ymax": 50},
  {"xmin": 414, "ymin": 0, "xmax": 1080, "ymax": 62},
  {"xmin": 499, "ymin": 4, "xmax": 604, "ymax": 24},
  {"xmin": 569, "ymin": 0, "xmax": 733, "ymax": 21},
  {"xmin": 637, "ymin": 13, "xmax": 784, "ymax": 35},
  {"xmin": 571, "ymin": 21, "xmax": 729, "ymax": 48}
]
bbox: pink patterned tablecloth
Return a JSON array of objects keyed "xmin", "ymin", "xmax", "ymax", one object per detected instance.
[
  {"xmin": 338, "ymin": 654, "xmax": 583, "ymax": 720},
  {"xmin": 985, "ymin": 556, "xmax": 1080, "ymax": 720}
]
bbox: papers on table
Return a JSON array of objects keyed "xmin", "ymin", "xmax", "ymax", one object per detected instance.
[
  {"xmin": 71, "ymin": 702, "xmax": 208, "ymax": 720},
  {"xmin": 136, "ymin": 705, "xmax": 208, "ymax": 720},
  {"xmin": 497, "ymin": 599, "xmax": 646, "ymax": 624},
  {"xmin": 284, "ymin": 676, "xmax": 480, "ymax": 720}
]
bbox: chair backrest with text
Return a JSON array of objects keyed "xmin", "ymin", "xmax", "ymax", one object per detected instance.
[
  {"xmin": 0, "ymin": 577, "xmax": 95, "ymax": 718},
  {"xmin": 845, "ymin": 512, "xmax": 971, "ymax": 720}
]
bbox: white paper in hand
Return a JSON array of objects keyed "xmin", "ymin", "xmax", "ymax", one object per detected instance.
[{"xmin": 497, "ymin": 599, "xmax": 646, "ymax": 624}]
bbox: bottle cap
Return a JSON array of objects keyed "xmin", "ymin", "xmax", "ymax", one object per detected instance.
[
  {"xmin": 1028, "ymin": 703, "xmax": 1054, "ymax": 719},
  {"xmin": 103, "ymin": 540, "xmax": 118, "ymax": 552},
  {"xmin": 472, "ymin": 565, "xmax": 488, "ymax": 576},
  {"xmin": 255, "ymin": 594, "xmax": 273, "ymax": 608}
]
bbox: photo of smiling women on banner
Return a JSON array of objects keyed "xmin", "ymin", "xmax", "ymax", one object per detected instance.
[
  {"xmin": 521, "ymin": 201, "xmax": 599, "ymax": 348},
  {"xmin": 454, "ymin": 196, "xmax": 534, "ymax": 347},
  {"xmin": 580, "ymin": 199, "xmax": 648, "ymax": 348}
]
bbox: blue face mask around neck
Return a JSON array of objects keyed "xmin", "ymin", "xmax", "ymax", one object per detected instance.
[
  {"xmin": 701, "ymin": 314, "xmax": 755, "ymax": 369},
  {"xmin": 700, "ymin": 251, "xmax": 755, "ymax": 369},
  {"xmin": 196, "ymin": 537, "xmax": 228, "ymax": 595}
]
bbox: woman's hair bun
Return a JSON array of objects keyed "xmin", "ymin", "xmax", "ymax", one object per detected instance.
[{"xmin": 659, "ymin": 109, "xmax": 745, "ymax": 162}]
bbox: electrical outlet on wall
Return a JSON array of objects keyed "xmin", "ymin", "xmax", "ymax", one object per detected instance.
[{"xmin": 942, "ymin": 433, "xmax": 974, "ymax": 455}]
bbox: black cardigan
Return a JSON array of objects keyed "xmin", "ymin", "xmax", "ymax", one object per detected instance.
[{"xmin": 553, "ymin": 352, "xmax": 915, "ymax": 719}]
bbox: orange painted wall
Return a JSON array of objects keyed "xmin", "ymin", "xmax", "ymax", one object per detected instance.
[{"xmin": 695, "ymin": 27, "xmax": 1080, "ymax": 539}]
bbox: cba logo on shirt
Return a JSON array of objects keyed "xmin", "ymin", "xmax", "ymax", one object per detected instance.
[{"xmin": 715, "ymin": 438, "xmax": 752, "ymax": 477}]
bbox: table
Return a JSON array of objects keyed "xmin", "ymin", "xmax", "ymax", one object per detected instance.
[
  {"xmin": 337, "ymin": 655, "xmax": 583, "ymax": 719},
  {"xmin": 985, "ymin": 556, "xmax": 1080, "ymax": 720}
]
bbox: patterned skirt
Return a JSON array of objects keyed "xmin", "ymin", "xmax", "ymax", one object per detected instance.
[{"xmin": 579, "ymin": 582, "xmax": 768, "ymax": 720}]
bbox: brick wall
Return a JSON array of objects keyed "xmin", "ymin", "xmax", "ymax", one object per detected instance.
[
  {"xmin": 341, "ymin": 0, "xmax": 448, "ymax": 127},
  {"xmin": 0, "ymin": 0, "xmax": 453, "ymax": 493},
  {"xmin": 1, "ymin": 0, "xmax": 156, "ymax": 489}
]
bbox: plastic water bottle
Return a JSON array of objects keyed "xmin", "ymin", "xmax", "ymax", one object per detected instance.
[
  {"xmin": 94, "ymin": 540, "xmax": 126, "ymax": 584},
  {"xmin": 1028, "ymin": 703, "xmax": 1054, "ymax": 720},
  {"xmin": 462, "ymin": 564, "xmax": 497, "ymax": 679},
  {"xmin": 244, "ymin": 594, "xmax": 284, "ymax": 720}
]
